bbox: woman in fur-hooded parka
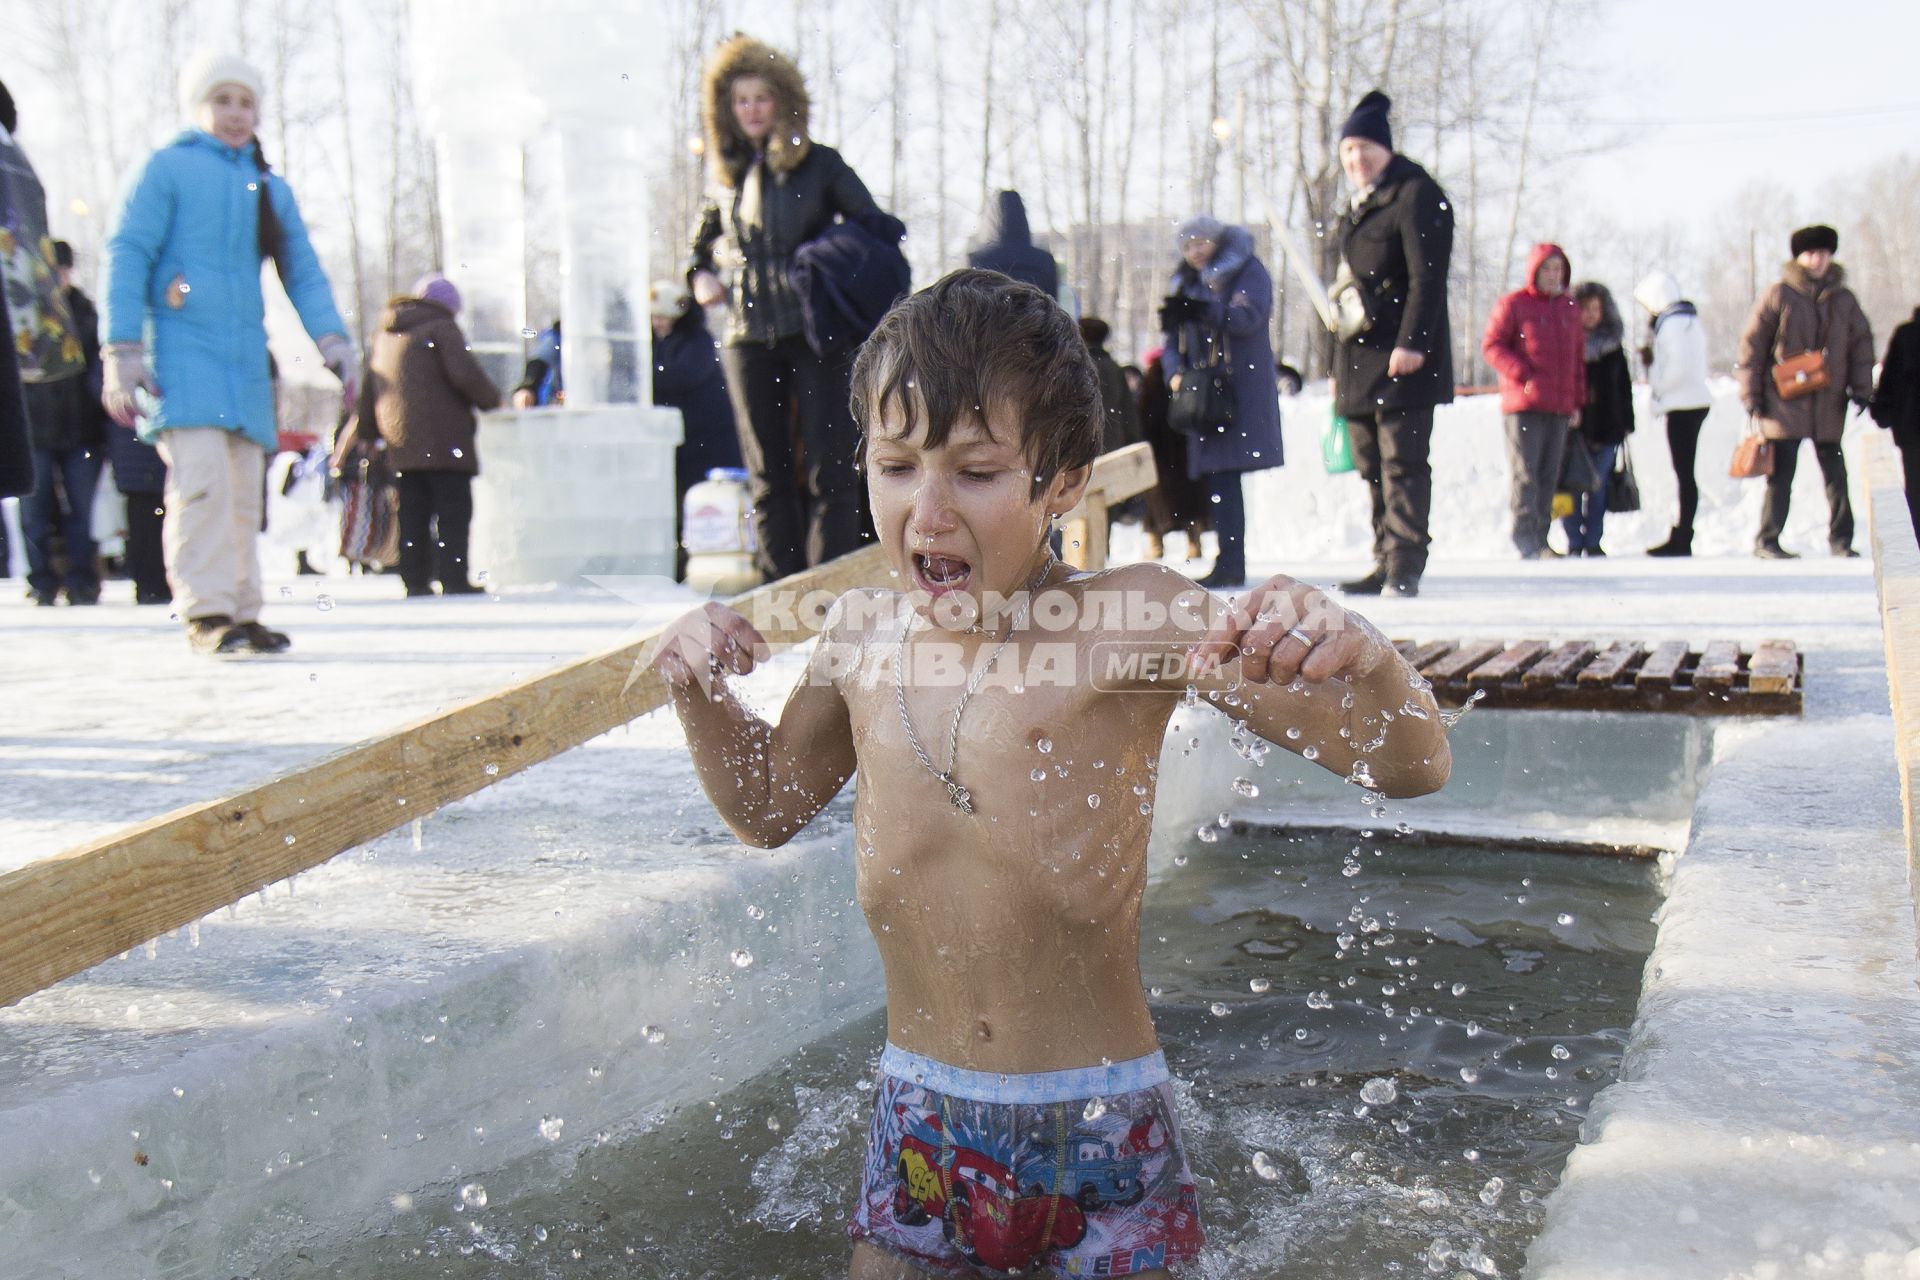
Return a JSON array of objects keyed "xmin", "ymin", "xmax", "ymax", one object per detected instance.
[{"xmin": 688, "ymin": 33, "xmax": 885, "ymax": 580}]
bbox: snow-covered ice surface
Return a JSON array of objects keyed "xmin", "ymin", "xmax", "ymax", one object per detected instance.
[{"xmin": 3, "ymin": 379, "xmax": 1918, "ymax": 1276}]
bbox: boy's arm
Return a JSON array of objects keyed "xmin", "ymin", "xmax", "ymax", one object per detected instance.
[
  {"xmin": 652, "ymin": 600, "xmax": 858, "ymax": 849},
  {"xmin": 1107, "ymin": 563, "xmax": 1450, "ymax": 798}
]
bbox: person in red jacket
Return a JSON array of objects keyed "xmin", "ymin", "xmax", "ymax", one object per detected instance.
[{"xmin": 1483, "ymin": 243, "xmax": 1586, "ymax": 558}]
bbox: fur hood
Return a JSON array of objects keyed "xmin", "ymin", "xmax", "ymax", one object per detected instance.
[
  {"xmin": 701, "ymin": 33, "xmax": 811, "ymax": 189},
  {"xmin": 1782, "ymin": 259, "xmax": 1848, "ymax": 298}
]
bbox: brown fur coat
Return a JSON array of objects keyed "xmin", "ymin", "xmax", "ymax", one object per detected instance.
[{"xmin": 701, "ymin": 34, "xmax": 811, "ymax": 189}]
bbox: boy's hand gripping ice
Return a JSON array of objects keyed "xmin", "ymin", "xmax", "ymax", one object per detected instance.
[
  {"xmin": 649, "ymin": 602, "xmax": 772, "ymax": 693},
  {"xmin": 1188, "ymin": 575, "xmax": 1390, "ymax": 686}
]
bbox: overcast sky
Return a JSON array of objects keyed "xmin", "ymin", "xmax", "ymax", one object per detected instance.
[{"xmin": 1569, "ymin": 0, "xmax": 1920, "ymax": 226}]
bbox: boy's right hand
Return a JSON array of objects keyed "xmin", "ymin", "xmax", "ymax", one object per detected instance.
[{"xmin": 649, "ymin": 602, "xmax": 769, "ymax": 690}]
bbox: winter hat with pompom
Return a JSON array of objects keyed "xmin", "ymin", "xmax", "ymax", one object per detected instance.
[
  {"xmin": 412, "ymin": 273, "xmax": 462, "ymax": 315},
  {"xmin": 179, "ymin": 51, "xmax": 265, "ymax": 117}
]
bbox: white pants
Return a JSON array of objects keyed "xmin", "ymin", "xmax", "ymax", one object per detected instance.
[{"xmin": 156, "ymin": 427, "xmax": 265, "ymax": 624}]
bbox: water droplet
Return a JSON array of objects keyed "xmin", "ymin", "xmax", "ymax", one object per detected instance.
[
  {"xmin": 1459, "ymin": 1066, "xmax": 1480, "ymax": 1083},
  {"xmin": 315, "ymin": 595, "xmax": 335, "ymax": 612},
  {"xmin": 1479, "ymin": 1176, "xmax": 1505, "ymax": 1206},
  {"xmin": 1086, "ymin": 794, "xmax": 1101, "ymax": 810},
  {"xmin": 1306, "ymin": 990, "xmax": 1332, "ymax": 1009},
  {"xmin": 1232, "ymin": 777, "xmax": 1259, "ymax": 797},
  {"xmin": 1251, "ymin": 1150, "xmax": 1282, "ymax": 1180},
  {"xmin": 1031, "ymin": 767, "xmax": 1047, "ymax": 782},
  {"xmin": 1551, "ymin": 1043, "xmax": 1571, "ymax": 1060},
  {"xmin": 521, "ymin": 328, "xmax": 538, "ymax": 338},
  {"xmin": 1249, "ymin": 976, "xmax": 1271, "ymax": 993},
  {"xmin": 729, "ymin": 949, "xmax": 754, "ymax": 969},
  {"xmin": 1557, "ymin": 912, "xmax": 1575, "ymax": 926},
  {"xmin": 1196, "ymin": 826, "xmax": 1219, "ymax": 844},
  {"xmin": 1216, "ymin": 811, "xmax": 1231, "ymax": 828},
  {"xmin": 1139, "ymin": 802, "xmax": 1153, "ymax": 816},
  {"xmin": 1451, "ymin": 982, "xmax": 1468, "ymax": 997},
  {"xmin": 538, "ymin": 1115, "xmax": 564, "ymax": 1141},
  {"xmin": 642, "ymin": 1025, "xmax": 667, "ymax": 1044},
  {"xmin": 1036, "ymin": 737, "xmax": 1053, "ymax": 754},
  {"xmin": 1209, "ymin": 1001, "xmax": 1230, "ymax": 1017},
  {"xmin": 1082, "ymin": 1096, "xmax": 1107, "ymax": 1121},
  {"xmin": 278, "ymin": 586, "xmax": 293, "ymax": 599},
  {"xmin": 1302, "ymin": 745, "xmax": 1319, "ymax": 760},
  {"xmin": 483, "ymin": 762, "xmax": 500, "ymax": 776},
  {"xmin": 746, "ymin": 904, "xmax": 765, "ymax": 920},
  {"xmin": 459, "ymin": 1183, "xmax": 488, "ymax": 1209},
  {"xmin": 1360, "ymin": 1077, "xmax": 1398, "ymax": 1106},
  {"xmin": 1285, "ymin": 726, "xmax": 1303, "ymax": 741}
]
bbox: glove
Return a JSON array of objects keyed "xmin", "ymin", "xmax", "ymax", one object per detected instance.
[
  {"xmin": 317, "ymin": 333, "xmax": 359, "ymax": 412},
  {"xmin": 101, "ymin": 343, "xmax": 159, "ymax": 428}
]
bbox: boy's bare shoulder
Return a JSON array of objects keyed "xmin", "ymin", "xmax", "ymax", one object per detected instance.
[{"xmin": 818, "ymin": 586, "xmax": 899, "ymax": 645}]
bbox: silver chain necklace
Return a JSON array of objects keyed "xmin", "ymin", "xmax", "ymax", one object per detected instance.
[{"xmin": 892, "ymin": 557, "xmax": 1052, "ymax": 815}]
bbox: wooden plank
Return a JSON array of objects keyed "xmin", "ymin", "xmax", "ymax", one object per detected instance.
[
  {"xmin": 1747, "ymin": 639, "xmax": 1799, "ymax": 695},
  {"xmin": 1577, "ymin": 641, "xmax": 1645, "ymax": 687},
  {"xmin": 1468, "ymin": 640, "xmax": 1550, "ymax": 687},
  {"xmin": 1521, "ymin": 641, "xmax": 1597, "ymax": 690},
  {"xmin": 1064, "ymin": 443, "xmax": 1156, "ymax": 572},
  {"xmin": 1424, "ymin": 640, "xmax": 1507, "ymax": 686},
  {"xmin": 1692, "ymin": 641, "xmax": 1742, "ymax": 692},
  {"xmin": 0, "ymin": 542, "xmax": 894, "ymax": 1011},
  {"xmin": 1635, "ymin": 641, "xmax": 1691, "ymax": 691},
  {"xmin": 1404, "ymin": 640, "xmax": 1456, "ymax": 672},
  {"xmin": 0, "ymin": 439, "xmax": 1167, "ymax": 1008}
]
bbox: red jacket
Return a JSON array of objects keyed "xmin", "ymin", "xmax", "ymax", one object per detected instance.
[{"xmin": 1482, "ymin": 243, "xmax": 1587, "ymax": 416}]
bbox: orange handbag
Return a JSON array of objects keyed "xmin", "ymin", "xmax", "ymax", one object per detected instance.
[
  {"xmin": 1730, "ymin": 422, "xmax": 1774, "ymax": 479},
  {"xmin": 1771, "ymin": 349, "xmax": 1829, "ymax": 400}
]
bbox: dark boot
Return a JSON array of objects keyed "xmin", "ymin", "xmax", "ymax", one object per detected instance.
[
  {"xmin": 1646, "ymin": 528, "xmax": 1692, "ymax": 557},
  {"xmin": 1754, "ymin": 541, "xmax": 1799, "ymax": 560},
  {"xmin": 238, "ymin": 621, "xmax": 292, "ymax": 654},
  {"xmin": 1338, "ymin": 568, "xmax": 1387, "ymax": 595},
  {"xmin": 186, "ymin": 615, "xmax": 248, "ymax": 655}
]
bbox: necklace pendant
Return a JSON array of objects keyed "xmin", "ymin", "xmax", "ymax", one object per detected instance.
[{"xmin": 941, "ymin": 775, "xmax": 974, "ymax": 815}]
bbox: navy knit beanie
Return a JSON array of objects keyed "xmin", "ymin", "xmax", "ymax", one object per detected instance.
[
  {"xmin": 1340, "ymin": 90, "xmax": 1393, "ymax": 151},
  {"xmin": 1789, "ymin": 224, "xmax": 1838, "ymax": 257}
]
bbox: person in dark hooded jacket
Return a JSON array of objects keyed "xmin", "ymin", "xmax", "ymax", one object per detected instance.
[
  {"xmin": 1870, "ymin": 306, "xmax": 1920, "ymax": 540},
  {"xmin": 965, "ymin": 191, "xmax": 1060, "ymax": 299},
  {"xmin": 689, "ymin": 33, "xmax": 887, "ymax": 581},
  {"xmin": 1562, "ymin": 281, "xmax": 1634, "ymax": 556},
  {"xmin": 650, "ymin": 279, "xmax": 742, "ymax": 575},
  {"xmin": 0, "ymin": 80, "xmax": 35, "ymax": 516},
  {"xmin": 347, "ymin": 273, "xmax": 501, "ymax": 596}
]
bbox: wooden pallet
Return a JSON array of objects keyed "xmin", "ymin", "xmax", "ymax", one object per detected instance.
[{"xmin": 1394, "ymin": 638, "xmax": 1803, "ymax": 714}]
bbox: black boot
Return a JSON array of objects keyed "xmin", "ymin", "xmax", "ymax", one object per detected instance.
[
  {"xmin": 186, "ymin": 614, "xmax": 248, "ymax": 655},
  {"xmin": 1338, "ymin": 568, "xmax": 1387, "ymax": 595},
  {"xmin": 1647, "ymin": 528, "xmax": 1692, "ymax": 557}
]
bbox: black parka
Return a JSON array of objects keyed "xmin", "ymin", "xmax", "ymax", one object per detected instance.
[
  {"xmin": 1872, "ymin": 309, "xmax": 1920, "ymax": 450},
  {"xmin": 1334, "ymin": 154, "xmax": 1455, "ymax": 418}
]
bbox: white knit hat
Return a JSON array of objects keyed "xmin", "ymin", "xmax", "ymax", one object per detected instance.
[{"xmin": 178, "ymin": 51, "xmax": 265, "ymax": 117}]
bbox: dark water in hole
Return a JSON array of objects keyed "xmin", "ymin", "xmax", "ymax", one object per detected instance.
[{"xmin": 285, "ymin": 832, "xmax": 1659, "ymax": 1278}]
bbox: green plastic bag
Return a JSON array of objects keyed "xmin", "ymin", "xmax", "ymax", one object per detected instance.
[{"xmin": 1322, "ymin": 411, "xmax": 1356, "ymax": 475}]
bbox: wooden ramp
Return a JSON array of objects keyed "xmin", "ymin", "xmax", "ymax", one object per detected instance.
[{"xmin": 1397, "ymin": 638, "xmax": 1803, "ymax": 715}]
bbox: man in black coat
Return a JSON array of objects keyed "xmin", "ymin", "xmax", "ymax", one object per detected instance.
[
  {"xmin": 966, "ymin": 191, "xmax": 1060, "ymax": 298},
  {"xmin": 1332, "ymin": 91, "xmax": 1454, "ymax": 598},
  {"xmin": 1871, "ymin": 307, "xmax": 1920, "ymax": 539}
]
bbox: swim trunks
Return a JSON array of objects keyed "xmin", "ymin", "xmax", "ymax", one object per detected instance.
[{"xmin": 849, "ymin": 1044, "xmax": 1204, "ymax": 1277}]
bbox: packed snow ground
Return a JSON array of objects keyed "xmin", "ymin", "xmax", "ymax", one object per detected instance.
[{"xmin": 2, "ymin": 384, "xmax": 1917, "ymax": 1276}]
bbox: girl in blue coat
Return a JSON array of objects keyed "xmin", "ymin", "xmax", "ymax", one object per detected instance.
[{"xmin": 101, "ymin": 52, "xmax": 353, "ymax": 655}]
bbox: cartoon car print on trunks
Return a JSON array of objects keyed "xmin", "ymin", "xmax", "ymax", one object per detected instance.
[{"xmin": 891, "ymin": 1112, "xmax": 1090, "ymax": 1271}]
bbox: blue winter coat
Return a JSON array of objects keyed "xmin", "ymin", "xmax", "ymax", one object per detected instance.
[
  {"xmin": 102, "ymin": 130, "xmax": 345, "ymax": 453},
  {"xmin": 1160, "ymin": 224, "xmax": 1284, "ymax": 479}
]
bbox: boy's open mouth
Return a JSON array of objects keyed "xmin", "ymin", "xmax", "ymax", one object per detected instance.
[{"xmin": 912, "ymin": 553, "xmax": 973, "ymax": 595}]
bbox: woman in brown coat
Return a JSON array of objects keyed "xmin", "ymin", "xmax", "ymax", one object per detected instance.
[
  {"xmin": 353, "ymin": 273, "xmax": 502, "ymax": 594},
  {"xmin": 1736, "ymin": 225, "xmax": 1875, "ymax": 558}
]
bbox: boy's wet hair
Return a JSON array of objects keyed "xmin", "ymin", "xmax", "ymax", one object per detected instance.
[{"xmin": 851, "ymin": 269, "xmax": 1102, "ymax": 498}]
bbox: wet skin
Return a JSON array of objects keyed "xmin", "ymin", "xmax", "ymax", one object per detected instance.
[{"xmin": 652, "ymin": 410, "xmax": 1451, "ymax": 1270}]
